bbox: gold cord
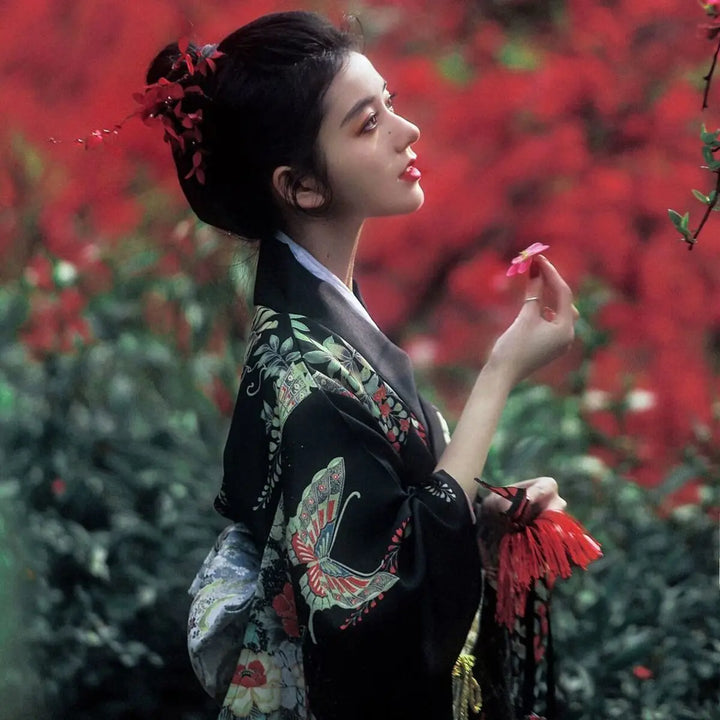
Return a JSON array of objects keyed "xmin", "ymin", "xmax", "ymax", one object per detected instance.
[
  {"xmin": 452, "ymin": 653, "xmax": 482, "ymax": 719},
  {"xmin": 452, "ymin": 573, "xmax": 487, "ymax": 720}
]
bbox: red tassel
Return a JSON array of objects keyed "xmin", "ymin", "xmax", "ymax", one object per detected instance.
[{"xmin": 494, "ymin": 509, "xmax": 602, "ymax": 630}]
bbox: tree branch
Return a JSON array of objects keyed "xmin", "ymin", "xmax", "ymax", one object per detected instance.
[
  {"xmin": 702, "ymin": 37, "xmax": 720, "ymax": 110},
  {"xmin": 691, "ymin": 170, "xmax": 720, "ymax": 248}
]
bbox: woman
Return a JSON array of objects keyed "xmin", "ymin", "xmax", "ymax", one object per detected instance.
[{"xmin": 145, "ymin": 10, "xmax": 576, "ymax": 720}]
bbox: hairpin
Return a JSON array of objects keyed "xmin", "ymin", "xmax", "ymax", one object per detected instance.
[{"xmin": 50, "ymin": 38, "xmax": 224, "ymax": 185}]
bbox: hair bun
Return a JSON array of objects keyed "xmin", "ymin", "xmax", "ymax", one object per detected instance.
[
  {"xmin": 146, "ymin": 42, "xmax": 184, "ymax": 85},
  {"xmin": 145, "ymin": 40, "xmax": 219, "ymax": 85},
  {"xmin": 144, "ymin": 12, "xmax": 356, "ymax": 240}
]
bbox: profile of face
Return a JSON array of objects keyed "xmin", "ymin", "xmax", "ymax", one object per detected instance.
[{"xmin": 287, "ymin": 51, "xmax": 424, "ymax": 222}]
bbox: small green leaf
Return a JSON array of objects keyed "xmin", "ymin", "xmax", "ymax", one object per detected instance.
[
  {"xmin": 692, "ymin": 189, "xmax": 710, "ymax": 204},
  {"xmin": 700, "ymin": 126, "xmax": 720, "ymax": 145},
  {"xmin": 668, "ymin": 209, "xmax": 684, "ymax": 228},
  {"xmin": 680, "ymin": 212, "xmax": 690, "ymax": 231}
]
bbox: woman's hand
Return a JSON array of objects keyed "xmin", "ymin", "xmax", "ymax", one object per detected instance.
[
  {"xmin": 478, "ymin": 477, "xmax": 567, "ymax": 579},
  {"xmin": 480, "ymin": 476, "xmax": 567, "ymax": 520},
  {"xmin": 433, "ymin": 255, "xmax": 576, "ymax": 500},
  {"xmin": 487, "ymin": 255, "xmax": 578, "ymax": 387}
]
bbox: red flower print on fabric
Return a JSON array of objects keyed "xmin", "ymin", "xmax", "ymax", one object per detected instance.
[
  {"xmin": 233, "ymin": 659, "xmax": 268, "ymax": 688},
  {"xmin": 272, "ymin": 582, "xmax": 300, "ymax": 638}
]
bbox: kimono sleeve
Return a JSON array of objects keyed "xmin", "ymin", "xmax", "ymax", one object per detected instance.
[{"xmin": 281, "ymin": 387, "xmax": 482, "ymax": 720}]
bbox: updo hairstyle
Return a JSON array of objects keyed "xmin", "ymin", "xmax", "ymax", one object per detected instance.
[{"xmin": 146, "ymin": 11, "xmax": 359, "ymax": 240}]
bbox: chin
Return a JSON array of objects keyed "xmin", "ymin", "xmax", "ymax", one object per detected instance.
[
  {"xmin": 371, "ymin": 185, "xmax": 425, "ymax": 218},
  {"xmin": 406, "ymin": 186, "xmax": 425, "ymax": 212},
  {"xmin": 396, "ymin": 184, "xmax": 425, "ymax": 214}
]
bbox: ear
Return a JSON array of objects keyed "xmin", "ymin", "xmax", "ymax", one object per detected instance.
[{"xmin": 272, "ymin": 165, "xmax": 325, "ymax": 211}]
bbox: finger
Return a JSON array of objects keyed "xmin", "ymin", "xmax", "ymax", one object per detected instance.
[
  {"xmin": 507, "ymin": 477, "xmax": 566, "ymax": 518},
  {"xmin": 535, "ymin": 255, "xmax": 574, "ymax": 320},
  {"xmin": 510, "ymin": 477, "xmax": 543, "ymax": 489},
  {"xmin": 521, "ymin": 261, "xmax": 544, "ymax": 309},
  {"xmin": 524, "ymin": 477, "xmax": 560, "ymax": 517},
  {"xmin": 524, "ymin": 476, "xmax": 558, "ymax": 502}
]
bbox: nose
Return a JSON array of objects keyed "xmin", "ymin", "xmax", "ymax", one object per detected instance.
[{"xmin": 392, "ymin": 112, "xmax": 420, "ymax": 148}]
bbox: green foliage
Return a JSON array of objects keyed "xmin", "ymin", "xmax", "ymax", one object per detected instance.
[
  {"xmin": 668, "ymin": 208, "xmax": 694, "ymax": 246},
  {"xmin": 496, "ymin": 38, "xmax": 541, "ymax": 71},
  {"xmin": 670, "ymin": 123, "xmax": 720, "ymax": 247},
  {"xmin": 0, "ymin": 284, "xmax": 233, "ymax": 720},
  {"xmin": 1, "ymin": 276, "xmax": 717, "ymax": 719},
  {"xmin": 437, "ymin": 50, "xmax": 474, "ymax": 85},
  {"xmin": 483, "ymin": 382, "xmax": 720, "ymax": 719}
]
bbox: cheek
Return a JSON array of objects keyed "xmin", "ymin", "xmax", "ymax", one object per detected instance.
[{"xmin": 327, "ymin": 158, "xmax": 372, "ymax": 196}]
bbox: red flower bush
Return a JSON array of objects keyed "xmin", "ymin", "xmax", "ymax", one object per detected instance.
[{"xmin": 2, "ymin": 0, "xmax": 718, "ymax": 488}]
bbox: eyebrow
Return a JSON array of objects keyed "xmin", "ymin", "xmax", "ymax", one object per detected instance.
[{"xmin": 340, "ymin": 81, "xmax": 388, "ymax": 127}]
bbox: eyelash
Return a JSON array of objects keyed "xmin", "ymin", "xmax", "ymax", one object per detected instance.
[{"xmin": 362, "ymin": 92, "xmax": 397, "ymax": 133}]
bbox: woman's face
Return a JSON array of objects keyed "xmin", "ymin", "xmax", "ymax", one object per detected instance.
[{"xmin": 316, "ymin": 51, "xmax": 424, "ymax": 220}]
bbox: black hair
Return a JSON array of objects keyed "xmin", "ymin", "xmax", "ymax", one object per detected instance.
[{"xmin": 146, "ymin": 11, "xmax": 360, "ymax": 241}]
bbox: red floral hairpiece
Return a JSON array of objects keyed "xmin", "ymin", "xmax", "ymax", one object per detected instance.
[{"xmin": 51, "ymin": 39, "xmax": 224, "ymax": 185}]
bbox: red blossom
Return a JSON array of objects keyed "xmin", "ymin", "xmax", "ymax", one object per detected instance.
[
  {"xmin": 174, "ymin": 37, "xmax": 195, "ymax": 75},
  {"xmin": 184, "ymin": 151, "xmax": 206, "ymax": 184},
  {"xmin": 3, "ymin": 0, "xmax": 718, "ymax": 495},
  {"xmin": 51, "ymin": 478, "xmax": 67, "ymax": 496},
  {"xmin": 199, "ymin": 49, "xmax": 224, "ymax": 75},
  {"xmin": 632, "ymin": 665, "xmax": 653, "ymax": 680},
  {"xmin": 24, "ymin": 254, "xmax": 54, "ymax": 291},
  {"xmin": 21, "ymin": 288, "xmax": 92, "ymax": 359},
  {"xmin": 207, "ymin": 376, "xmax": 234, "ymax": 418}
]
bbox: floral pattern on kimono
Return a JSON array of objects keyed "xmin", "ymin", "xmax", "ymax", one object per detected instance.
[
  {"xmin": 215, "ymin": 303, "xmax": 481, "ymax": 720},
  {"xmin": 214, "ymin": 239, "xmax": 481, "ymax": 720}
]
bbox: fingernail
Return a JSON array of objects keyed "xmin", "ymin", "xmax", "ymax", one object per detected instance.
[{"xmin": 530, "ymin": 261, "xmax": 539, "ymax": 278}]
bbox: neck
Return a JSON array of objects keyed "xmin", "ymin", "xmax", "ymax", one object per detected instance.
[{"xmin": 282, "ymin": 215, "xmax": 364, "ymax": 288}]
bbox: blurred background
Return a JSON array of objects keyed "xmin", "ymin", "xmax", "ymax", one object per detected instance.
[{"xmin": 0, "ymin": 0, "xmax": 718, "ymax": 718}]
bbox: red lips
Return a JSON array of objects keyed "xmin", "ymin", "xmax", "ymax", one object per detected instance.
[{"xmin": 400, "ymin": 158, "xmax": 421, "ymax": 181}]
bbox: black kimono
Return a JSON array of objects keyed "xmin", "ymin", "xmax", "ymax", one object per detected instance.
[{"xmin": 215, "ymin": 237, "xmax": 482, "ymax": 720}]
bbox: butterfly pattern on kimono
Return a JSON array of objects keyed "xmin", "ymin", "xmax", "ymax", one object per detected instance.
[{"xmin": 287, "ymin": 456, "xmax": 406, "ymax": 644}]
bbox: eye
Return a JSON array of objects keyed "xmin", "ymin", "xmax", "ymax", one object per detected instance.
[
  {"xmin": 362, "ymin": 113, "xmax": 379, "ymax": 133},
  {"xmin": 361, "ymin": 93, "xmax": 398, "ymax": 133}
]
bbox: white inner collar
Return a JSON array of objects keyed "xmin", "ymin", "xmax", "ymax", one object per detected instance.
[{"xmin": 275, "ymin": 231, "xmax": 378, "ymax": 330}]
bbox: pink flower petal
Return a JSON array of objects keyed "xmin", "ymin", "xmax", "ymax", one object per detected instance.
[
  {"xmin": 506, "ymin": 243, "xmax": 550, "ymax": 277},
  {"xmin": 524, "ymin": 242, "xmax": 550, "ymax": 255}
]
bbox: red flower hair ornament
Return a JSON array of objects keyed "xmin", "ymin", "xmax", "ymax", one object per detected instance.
[{"xmin": 51, "ymin": 39, "xmax": 224, "ymax": 185}]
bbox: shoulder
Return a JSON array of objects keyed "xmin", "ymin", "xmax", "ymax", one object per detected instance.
[
  {"xmin": 243, "ymin": 306, "xmax": 418, "ymax": 438},
  {"xmin": 245, "ymin": 305, "xmax": 371, "ymax": 387}
]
